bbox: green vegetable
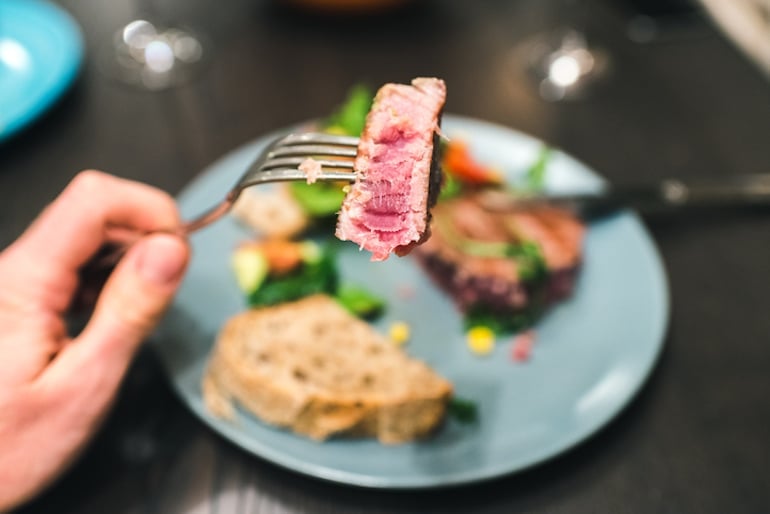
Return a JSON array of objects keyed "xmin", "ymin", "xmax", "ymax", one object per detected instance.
[
  {"xmin": 289, "ymin": 181, "xmax": 347, "ymax": 217},
  {"xmin": 448, "ymin": 396, "xmax": 479, "ymax": 424},
  {"xmin": 463, "ymin": 307, "xmax": 539, "ymax": 335},
  {"xmin": 299, "ymin": 240, "xmax": 323, "ymax": 264},
  {"xmin": 433, "ymin": 215, "xmax": 547, "ymax": 283},
  {"xmin": 248, "ymin": 247, "xmax": 338, "ymax": 307},
  {"xmin": 438, "ymin": 172, "xmax": 462, "ymax": 201},
  {"xmin": 335, "ymin": 284, "xmax": 386, "ymax": 319},
  {"xmin": 523, "ymin": 145, "xmax": 551, "ymax": 192},
  {"xmin": 231, "ymin": 246, "xmax": 269, "ymax": 294},
  {"xmin": 504, "ymin": 241, "xmax": 547, "ymax": 283},
  {"xmin": 323, "ymin": 83, "xmax": 374, "ymax": 136}
]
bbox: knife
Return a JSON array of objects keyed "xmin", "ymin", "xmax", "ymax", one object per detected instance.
[{"xmin": 479, "ymin": 174, "xmax": 770, "ymax": 220}]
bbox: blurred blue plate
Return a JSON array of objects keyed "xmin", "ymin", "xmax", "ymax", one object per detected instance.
[
  {"xmin": 155, "ymin": 115, "xmax": 670, "ymax": 488},
  {"xmin": 0, "ymin": 0, "xmax": 83, "ymax": 142}
]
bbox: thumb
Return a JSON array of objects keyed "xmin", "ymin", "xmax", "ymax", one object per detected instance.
[
  {"xmin": 45, "ymin": 234, "xmax": 190, "ymax": 388},
  {"xmin": 81, "ymin": 233, "xmax": 190, "ymax": 365}
]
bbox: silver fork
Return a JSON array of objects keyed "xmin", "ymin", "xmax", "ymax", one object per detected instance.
[
  {"xmin": 181, "ymin": 132, "xmax": 360, "ymax": 233},
  {"xmin": 89, "ymin": 132, "xmax": 360, "ymax": 269}
]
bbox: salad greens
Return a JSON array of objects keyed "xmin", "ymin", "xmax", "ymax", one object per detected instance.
[
  {"xmin": 464, "ymin": 306, "xmax": 542, "ymax": 335},
  {"xmin": 247, "ymin": 244, "xmax": 339, "ymax": 307},
  {"xmin": 288, "ymin": 181, "xmax": 347, "ymax": 218},
  {"xmin": 324, "ymin": 83, "xmax": 374, "ymax": 136},
  {"xmin": 233, "ymin": 240, "xmax": 386, "ymax": 320},
  {"xmin": 287, "ymin": 83, "xmax": 374, "ymax": 219},
  {"xmin": 335, "ymin": 284, "xmax": 386, "ymax": 320}
]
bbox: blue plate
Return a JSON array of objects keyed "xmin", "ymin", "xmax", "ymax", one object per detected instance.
[
  {"xmin": 0, "ymin": 0, "xmax": 83, "ymax": 142},
  {"xmin": 155, "ymin": 115, "xmax": 670, "ymax": 488}
]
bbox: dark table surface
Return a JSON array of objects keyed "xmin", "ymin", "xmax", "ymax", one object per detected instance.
[{"xmin": 3, "ymin": 0, "xmax": 770, "ymax": 512}]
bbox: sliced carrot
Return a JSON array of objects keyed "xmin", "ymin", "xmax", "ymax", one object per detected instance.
[
  {"xmin": 443, "ymin": 140, "xmax": 503, "ymax": 185},
  {"xmin": 257, "ymin": 239, "xmax": 305, "ymax": 275}
]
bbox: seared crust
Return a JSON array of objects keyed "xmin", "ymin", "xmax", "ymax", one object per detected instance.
[{"xmin": 203, "ymin": 295, "xmax": 453, "ymax": 444}]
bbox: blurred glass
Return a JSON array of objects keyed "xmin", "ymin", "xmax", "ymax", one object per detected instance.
[
  {"xmin": 99, "ymin": 3, "xmax": 208, "ymax": 91},
  {"xmin": 517, "ymin": 0, "xmax": 611, "ymax": 102}
]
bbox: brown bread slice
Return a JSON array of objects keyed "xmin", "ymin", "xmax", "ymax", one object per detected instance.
[{"xmin": 202, "ymin": 294, "xmax": 453, "ymax": 444}]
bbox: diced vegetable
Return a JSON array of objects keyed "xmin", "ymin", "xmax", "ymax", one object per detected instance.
[
  {"xmin": 443, "ymin": 140, "xmax": 503, "ymax": 185},
  {"xmin": 231, "ymin": 245, "xmax": 269, "ymax": 294},
  {"xmin": 258, "ymin": 239, "xmax": 305, "ymax": 275},
  {"xmin": 248, "ymin": 246, "xmax": 338, "ymax": 307},
  {"xmin": 335, "ymin": 284, "xmax": 386, "ymax": 319},
  {"xmin": 466, "ymin": 326, "xmax": 496, "ymax": 356},
  {"xmin": 299, "ymin": 240, "xmax": 323, "ymax": 264},
  {"xmin": 388, "ymin": 321, "xmax": 411, "ymax": 345},
  {"xmin": 511, "ymin": 329, "xmax": 536, "ymax": 362}
]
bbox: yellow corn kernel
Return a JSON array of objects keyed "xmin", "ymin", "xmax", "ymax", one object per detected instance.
[
  {"xmin": 389, "ymin": 321, "xmax": 411, "ymax": 345},
  {"xmin": 466, "ymin": 326, "xmax": 495, "ymax": 356}
]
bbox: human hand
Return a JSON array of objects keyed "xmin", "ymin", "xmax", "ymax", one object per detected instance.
[{"xmin": 0, "ymin": 171, "xmax": 190, "ymax": 511}]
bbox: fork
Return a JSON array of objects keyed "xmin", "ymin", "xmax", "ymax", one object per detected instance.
[
  {"xmin": 89, "ymin": 132, "xmax": 361, "ymax": 268},
  {"xmin": 178, "ymin": 132, "xmax": 360, "ymax": 234}
]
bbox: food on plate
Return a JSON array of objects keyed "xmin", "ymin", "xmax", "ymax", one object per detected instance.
[
  {"xmin": 299, "ymin": 158, "xmax": 323, "ymax": 184},
  {"xmin": 232, "ymin": 239, "xmax": 338, "ymax": 308},
  {"xmin": 231, "ymin": 186, "xmax": 310, "ymax": 239},
  {"xmin": 232, "ymin": 85, "xmax": 375, "ymax": 238},
  {"xmin": 231, "ymin": 238, "xmax": 386, "ymax": 319},
  {"xmin": 413, "ymin": 190, "xmax": 585, "ymax": 333},
  {"xmin": 336, "ymin": 77, "xmax": 447, "ymax": 261},
  {"xmin": 202, "ymin": 294, "xmax": 453, "ymax": 444}
]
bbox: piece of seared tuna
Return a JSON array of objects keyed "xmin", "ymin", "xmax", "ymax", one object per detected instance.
[
  {"xmin": 412, "ymin": 192, "xmax": 585, "ymax": 323},
  {"xmin": 335, "ymin": 77, "xmax": 446, "ymax": 261}
]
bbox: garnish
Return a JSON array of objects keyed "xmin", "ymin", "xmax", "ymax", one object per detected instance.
[
  {"xmin": 335, "ymin": 284, "xmax": 386, "ymax": 320},
  {"xmin": 443, "ymin": 139, "xmax": 503, "ymax": 186},
  {"xmin": 448, "ymin": 396, "xmax": 479, "ymax": 424},
  {"xmin": 511, "ymin": 329, "xmax": 536, "ymax": 362},
  {"xmin": 523, "ymin": 145, "xmax": 551, "ymax": 192},
  {"xmin": 466, "ymin": 326, "xmax": 496, "ymax": 356},
  {"xmin": 323, "ymin": 83, "xmax": 373, "ymax": 137},
  {"xmin": 388, "ymin": 321, "xmax": 411, "ymax": 345},
  {"xmin": 438, "ymin": 172, "xmax": 462, "ymax": 201},
  {"xmin": 463, "ymin": 306, "xmax": 542, "ymax": 336},
  {"xmin": 288, "ymin": 181, "xmax": 347, "ymax": 218}
]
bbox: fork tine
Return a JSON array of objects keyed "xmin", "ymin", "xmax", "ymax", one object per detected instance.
[
  {"xmin": 277, "ymin": 132, "xmax": 360, "ymax": 147},
  {"xmin": 268, "ymin": 144, "xmax": 358, "ymax": 159},
  {"xmin": 262, "ymin": 156, "xmax": 355, "ymax": 170}
]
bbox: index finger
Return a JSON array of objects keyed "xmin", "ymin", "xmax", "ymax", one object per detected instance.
[{"xmin": 8, "ymin": 170, "xmax": 181, "ymax": 275}]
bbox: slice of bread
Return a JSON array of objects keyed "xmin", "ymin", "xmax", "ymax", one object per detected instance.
[{"xmin": 202, "ymin": 294, "xmax": 453, "ymax": 444}]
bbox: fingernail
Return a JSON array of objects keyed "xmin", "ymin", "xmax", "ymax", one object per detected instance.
[{"xmin": 135, "ymin": 234, "xmax": 188, "ymax": 285}]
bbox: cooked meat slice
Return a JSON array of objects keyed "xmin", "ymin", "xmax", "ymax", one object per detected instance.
[
  {"xmin": 413, "ymin": 193, "xmax": 585, "ymax": 316},
  {"xmin": 336, "ymin": 77, "xmax": 446, "ymax": 261}
]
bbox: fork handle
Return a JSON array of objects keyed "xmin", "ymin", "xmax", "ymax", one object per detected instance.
[{"xmin": 80, "ymin": 194, "xmax": 237, "ymax": 277}]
